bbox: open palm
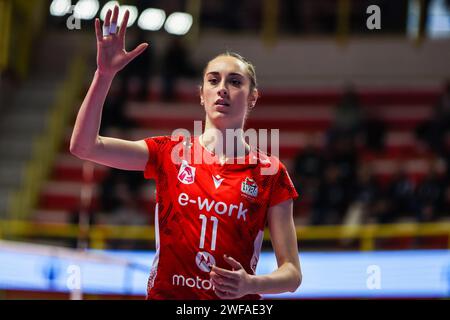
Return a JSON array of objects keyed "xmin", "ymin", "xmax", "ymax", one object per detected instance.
[{"xmin": 95, "ymin": 5, "xmax": 148, "ymax": 77}]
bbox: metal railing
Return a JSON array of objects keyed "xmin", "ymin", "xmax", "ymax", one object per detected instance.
[{"xmin": 1, "ymin": 220, "xmax": 449, "ymax": 251}]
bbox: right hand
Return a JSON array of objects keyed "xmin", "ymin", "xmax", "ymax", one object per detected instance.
[{"xmin": 94, "ymin": 5, "xmax": 148, "ymax": 77}]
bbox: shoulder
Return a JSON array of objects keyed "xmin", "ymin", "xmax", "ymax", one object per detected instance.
[
  {"xmin": 144, "ymin": 135, "xmax": 186, "ymax": 149},
  {"xmin": 252, "ymin": 149, "xmax": 286, "ymax": 175}
]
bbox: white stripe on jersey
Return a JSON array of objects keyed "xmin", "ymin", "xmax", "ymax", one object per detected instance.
[
  {"xmin": 250, "ymin": 230, "xmax": 264, "ymax": 273},
  {"xmin": 147, "ymin": 204, "xmax": 160, "ymax": 294}
]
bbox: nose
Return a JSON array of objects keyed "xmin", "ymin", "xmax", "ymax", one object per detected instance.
[{"xmin": 217, "ymin": 81, "xmax": 228, "ymax": 97}]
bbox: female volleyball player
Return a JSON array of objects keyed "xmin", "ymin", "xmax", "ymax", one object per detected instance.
[{"xmin": 70, "ymin": 6, "xmax": 301, "ymax": 300}]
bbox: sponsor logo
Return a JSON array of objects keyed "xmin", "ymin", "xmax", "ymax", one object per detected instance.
[
  {"xmin": 178, "ymin": 160, "xmax": 196, "ymax": 184},
  {"xmin": 212, "ymin": 174, "xmax": 224, "ymax": 189},
  {"xmin": 171, "ymin": 252, "xmax": 216, "ymax": 291},
  {"xmin": 172, "ymin": 274, "xmax": 214, "ymax": 290},
  {"xmin": 241, "ymin": 177, "xmax": 258, "ymax": 198},
  {"xmin": 195, "ymin": 251, "xmax": 216, "ymax": 272},
  {"xmin": 178, "ymin": 193, "xmax": 248, "ymax": 221}
]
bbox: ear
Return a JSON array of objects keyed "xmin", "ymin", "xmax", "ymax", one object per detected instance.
[
  {"xmin": 199, "ymin": 85, "xmax": 205, "ymax": 106},
  {"xmin": 248, "ymin": 88, "xmax": 259, "ymax": 109}
]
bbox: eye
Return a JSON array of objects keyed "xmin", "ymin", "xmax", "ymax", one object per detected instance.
[
  {"xmin": 231, "ymin": 79, "xmax": 241, "ymax": 86},
  {"xmin": 208, "ymin": 78, "xmax": 218, "ymax": 85}
]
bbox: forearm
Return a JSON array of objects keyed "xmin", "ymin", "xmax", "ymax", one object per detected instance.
[
  {"xmin": 249, "ymin": 262, "xmax": 301, "ymax": 295},
  {"xmin": 70, "ymin": 70, "xmax": 114, "ymax": 156}
]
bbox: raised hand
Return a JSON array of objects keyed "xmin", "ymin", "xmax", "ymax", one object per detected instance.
[{"xmin": 94, "ymin": 5, "xmax": 148, "ymax": 77}]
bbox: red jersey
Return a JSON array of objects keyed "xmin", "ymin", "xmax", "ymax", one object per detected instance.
[{"xmin": 143, "ymin": 135, "xmax": 298, "ymax": 300}]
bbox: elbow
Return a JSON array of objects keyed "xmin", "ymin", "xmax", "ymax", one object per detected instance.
[
  {"xmin": 70, "ymin": 135, "xmax": 98, "ymax": 160},
  {"xmin": 70, "ymin": 143, "xmax": 90, "ymax": 160},
  {"xmin": 289, "ymin": 269, "xmax": 302, "ymax": 293}
]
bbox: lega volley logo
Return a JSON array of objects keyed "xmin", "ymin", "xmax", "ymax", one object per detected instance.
[
  {"xmin": 195, "ymin": 251, "xmax": 216, "ymax": 272},
  {"xmin": 241, "ymin": 177, "xmax": 258, "ymax": 198},
  {"xmin": 178, "ymin": 160, "xmax": 196, "ymax": 184}
]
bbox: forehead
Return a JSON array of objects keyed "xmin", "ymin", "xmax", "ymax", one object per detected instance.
[{"xmin": 205, "ymin": 56, "xmax": 247, "ymax": 76}]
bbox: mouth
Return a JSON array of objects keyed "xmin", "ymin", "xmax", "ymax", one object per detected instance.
[{"xmin": 214, "ymin": 99, "xmax": 230, "ymax": 107}]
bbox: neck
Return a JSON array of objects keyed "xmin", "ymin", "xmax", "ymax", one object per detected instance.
[{"xmin": 201, "ymin": 118, "xmax": 250, "ymax": 160}]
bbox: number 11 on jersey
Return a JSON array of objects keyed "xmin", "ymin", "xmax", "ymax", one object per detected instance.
[{"xmin": 199, "ymin": 214, "xmax": 218, "ymax": 251}]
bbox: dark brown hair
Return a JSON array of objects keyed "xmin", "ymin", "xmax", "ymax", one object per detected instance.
[{"xmin": 201, "ymin": 51, "xmax": 257, "ymax": 92}]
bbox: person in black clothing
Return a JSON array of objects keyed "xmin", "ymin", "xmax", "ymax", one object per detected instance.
[
  {"xmin": 328, "ymin": 85, "xmax": 363, "ymax": 148},
  {"xmin": 378, "ymin": 166, "xmax": 416, "ymax": 223},
  {"xmin": 415, "ymin": 161, "xmax": 446, "ymax": 222},
  {"xmin": 362, "ymin": 106, "xmax": 386, "ymax": 152},
  {"xmin": 292, "ymin": 133, "xmax": 324, "ymax": 197},
  {"xmin": 310, "ymin": 163, "xmax": 349, "ymax": 225},
  {"xmin": 327, "ymin": 134, "xmax": 358, "ymax": 187}
]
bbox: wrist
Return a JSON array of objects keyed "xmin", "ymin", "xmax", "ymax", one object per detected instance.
[
  {"xmin": 248, "ymin": 274, "xmax": 259, "ymax": 295},
  {"xmin": 95, "ymin": 69, "xmax": 116, "ymax": 81}
]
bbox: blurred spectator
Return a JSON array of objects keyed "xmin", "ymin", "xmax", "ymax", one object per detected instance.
[
  {"xmin": 99, "ymin": 76, "xmax": 136, "ymax": 135},
  {"xmin": 415, "ymin": 160, "xmax": 446, "ymax": 222},
  {"xmin": 416, "ymin": 80, "xmax": 450, "ymax": 155},
  {"xmin": 342, "ymin": 164, "xmax": 381, "ymax": 226},
  {"xmin": 99, "ymin": 168, "xmax": 146, "ymax": 216},
  {"xmin": 328, "ymin": 85, "xmax": 363, "ymax": 149},
  {"xmin": 326, "ymin": 134, "xmax": 358, "ymax": 186},
  {"xmin": 292, "ymin": 133, "xmax": 324, "ymax": 197},
  {"xmin": 340, "ymin": 164, "xmax": 386, "ymax": 246},
  {"xmin": 310, "ymin": 163, "xmax": 349, "ymax": 225},
  {"xmin": 378, "ymin": 165, "xmax": 417, "ymax": 223},
  {"xmin": 104, "ymin": 179, "xmax": 148, "ymax": 224},
  {"xmin": 123, "ymin": 30, "xmax": 155, "ymax": 102},
  {"xmin": 101, "ymin": 177, "xmax": 149, "ymax": 249},
  {"xmin": 435, "ymin": 80, "xmax": 450, "ymax": 131},
  {"xmin": 362, "ymin": 106, "xmax": 386, "ymax": 152},
  {"xmin": 161, "ymin": 37, "xmax": 196, "ymax": 101}
]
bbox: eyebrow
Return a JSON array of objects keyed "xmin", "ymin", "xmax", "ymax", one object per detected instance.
[{"xmin": 206, "ymin": 72, "xmax": 244, "ymax": 78}]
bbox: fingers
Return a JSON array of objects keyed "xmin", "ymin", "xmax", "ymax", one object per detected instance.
[
  {"xmin": 126, "ymin": 43, "xmax": 149, "ymax": 62},
  {"xmin": 111, "ymin": 5, "xmax": 119, "ymax": 25},
  {"xmin": 211, "ymin": 278, "xmax": 238, "ymax": 293},
  {"xmin": 95, "ymin": 18, "xmax": 102, "ymax": 42},
  {"xmin": 119, "ymin": 10, "xmax": 130, "ymax": 40},
  {"xmin": 211, "ymin": 266, "xmax": 239, "ymax": 280},
  {"xmin": 104, "ymin": 9, "xmax": 112, "ymax": 28},
  {"xmin": 214, "ymin": 288, "xmax": 233, "ymax": 300},
  {"xmin": 224, "ymin": 255, "xmax": 243, "ymax": 270},
  {"xmin": 211, "ymin": 275, "xmax": 237, "ymax": 290},
  {"xmin": 213, "ymin": 284, "xmax": 237, "ymax": 298},
  {"xmin": 102, "ymin": 9, "xmax": 112, "ymax": 37},
  {"xmin": 110, "ymin": 5, "xmax": 119, "ymax": 34},
  {"xmin": 210, "ymin": 270, "xmax": 238, "ymax": 286}
]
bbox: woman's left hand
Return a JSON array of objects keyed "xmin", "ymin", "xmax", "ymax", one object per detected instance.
[{"xmin": 210, "ymin": 255, "xmax": 254, "ymax": 299}]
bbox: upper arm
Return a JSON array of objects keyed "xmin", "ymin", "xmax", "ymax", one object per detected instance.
[
  {"xmin": 267, "ymin": 199, "xmax": 301, "ymax": 274},
  {"xmin": 72, "ymin": 136, "xmax": 149, "ymax": 171}
]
